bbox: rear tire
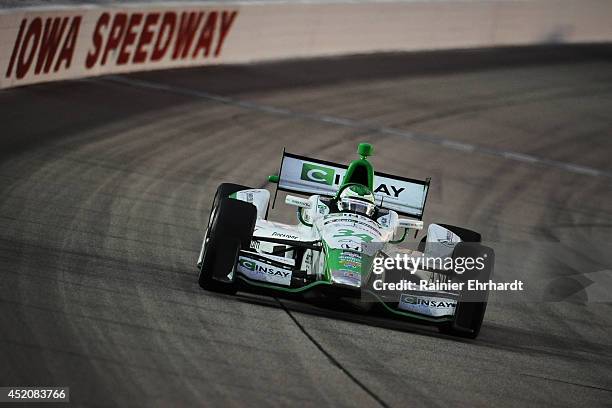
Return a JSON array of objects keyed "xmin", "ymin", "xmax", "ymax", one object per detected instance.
[{"xmin": 198, "ymin": 184, "xmax": 257, "ymax": 294}]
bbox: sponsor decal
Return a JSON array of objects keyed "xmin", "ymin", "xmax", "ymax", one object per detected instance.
[
  {"xmin": 327, "ymin": 248, "xmax": 372, "ymax": 287},
  {"xmin": 333, "ymin": 228, "xmax": 374, "ymax": 243},
  {"xmin": 343, "ymin": 271, "xmax": 359, "ymax": 279},
  {"xmin": 377, "ymin": 214, "xmax": 392, "ymax": 227},
  {"xmin": 302, "ymin": 251, "xmax": 313, "ymax": 272},
  {"xmin": 271, "ymin": 231, "xmax": 299, "ymax": 240},
  {"xmin": 286, "ymin": 195, "xmax": 311, "ymax": 209},
  {"xmin": 300, "ymin": 163, "xmax": 335, "ymax": 185},
  {"xmin": 354, "ymin": 220, "xmax": 381, "ymax": 235},
  {"xmin": 338, "ymin": 239, "xmax": 362, "ymax": 252},
  {"xmin": 237, "ymin": 257, "xmax": 292, "ymax": 286},
  {"xmin": 373, "ymin": 183, "xmax": 404, "ymax": 198},
  {"xmin": 323, "ymin": 214, "xmax": 381, "ymax": 235},
  {"xmin": 339, "ymin": 251, "xmax": 361, "ymax": 261},
  {"xmin": 331, "ymin": 269, "xmax": 361, "ymax": 287},
  {"xmin": 401, "ymin": 295, "xmax": 455, "ymax": 308},
  {"xmin": 317, "ymin": 203, "xmax": 329, "ymax": 215},
  {"xmin": 398, "ymin": 294, "xmax": 456, "ymax": 317},
  {"xmin": 339, "ymin": 260, "xmax": 361, "ymax": 270},
  {"xmin": 438, "ymin": 229, "xmax": 456, "ymax": 248},
  {"xmin": 338, "ymin": 251, "xmax": 362, "ymax": 270},
  {"xmin": 299, "ymin": 163, "xmax": 406, "ymax": 199}
]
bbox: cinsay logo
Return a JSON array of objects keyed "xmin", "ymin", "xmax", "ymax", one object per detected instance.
[
  {"xmin": 402, "ymin": 295, "xmax": 418, "ymax": 304},
  {"xmin": 401, "ymin": 294, "xmax": 455, "ymax": 308},
  {"xmin": 239, "ymin": 259, "xmax": 258, "ymax": 271},
  {"xmin": 301, "ymin": 163, "xmax": 334, "ymax": 185},
  {"xmin": 238, "ymin": 259, "xmax": 291, "ymax": 278}
]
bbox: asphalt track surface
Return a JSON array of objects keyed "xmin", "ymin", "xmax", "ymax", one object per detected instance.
[{"xmin": 1, "ymin": 45, "xmax": 612, "ymax": 407}]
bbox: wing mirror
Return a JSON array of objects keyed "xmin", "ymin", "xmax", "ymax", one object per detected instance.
[
  {"xmin": 398, "ymin": 219, "xmax": 423, "ymax": 230},
  {"xmin": 286, "ymin": 195, "xmax": 313, "ymax": 227},
  {"xmin": 285, "ymin": 195, "xmax": 311, "ymax": 209},
  {"xmin": 390, "ymin": 219, "xmax": 423, "ymax": 243}
]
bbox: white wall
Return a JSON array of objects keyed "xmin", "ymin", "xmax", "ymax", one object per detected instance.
[{"xmin": 1, "ymin": 0, "xmax": 611, "ymax": 88}]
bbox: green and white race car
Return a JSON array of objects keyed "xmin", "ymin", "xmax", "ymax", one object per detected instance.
[{"xmin": 197, "ymin": 143, "xmax": 494, "ymax": 338}]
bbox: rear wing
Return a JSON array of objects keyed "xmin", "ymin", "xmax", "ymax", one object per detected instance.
[{"xmin": 273, "ymin": 151, "xmax": 430, "ymax": 220}]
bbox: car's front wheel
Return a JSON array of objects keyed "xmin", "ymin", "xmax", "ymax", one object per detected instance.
[
  {"xmin": 438, "ymin": 241, "xmax": 494, "ymax": 338},
  {"xmin": 198, "ymin": 183, "xmax": 257, "ymax": 295}
]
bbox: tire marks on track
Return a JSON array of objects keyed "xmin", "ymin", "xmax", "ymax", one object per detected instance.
[{"xmin": 277, "ymin": 298, "xmax": 390, "ymax": 408}]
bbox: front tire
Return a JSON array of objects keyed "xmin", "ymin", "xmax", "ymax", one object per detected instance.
[
  {"xmin": 439, "ymin": 242, "xmax": 494, "ymax": 338},
  {"xmin": 198, "ymin": 184, "xmax": 257, "ymax": 294}
]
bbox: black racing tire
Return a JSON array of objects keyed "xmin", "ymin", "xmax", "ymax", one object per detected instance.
[
  {"xmin": 417, "ymin": 235, "xmax": 427, "ymax": 252},
  {"xmin": 438, "ymin": 242, "xmax": 494, "ymax": 338},
  {"xmin": 198, "ymin": 183, "xmax": 257, "ymax": 294},
  {"xmin": 199, "ymin": 183, "xmax": 253, "ymax": 264}
]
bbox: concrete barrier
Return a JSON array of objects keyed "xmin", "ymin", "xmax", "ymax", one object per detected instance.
[{"xmin": 1, "ymin": 0, "xmax": 611, "ymax": 88}]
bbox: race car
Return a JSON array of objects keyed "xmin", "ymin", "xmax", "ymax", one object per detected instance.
[{"xmin": 196, "ymin": 143, "xmax": 494, "ymax": 338}]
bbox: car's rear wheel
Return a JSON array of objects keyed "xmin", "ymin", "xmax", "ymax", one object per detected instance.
[{"xmin": 198, "ymin": 183, "xmax": 257, "ymax": 294}]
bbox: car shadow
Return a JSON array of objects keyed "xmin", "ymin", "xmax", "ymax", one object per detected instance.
[{"xmin": 216, "ymin": 285, "xmax": 612, "ymax": 360}]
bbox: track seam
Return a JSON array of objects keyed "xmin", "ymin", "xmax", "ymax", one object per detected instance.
[
  {"xmin": 276, "ymin": 298, "xmax": 390, "ymax": 408},
  {"xmin": 520, "ymin": 373, "xmax": 612, "ymax": 393},
  {"xmin": 101, "ymin": 75, "xmax": 612, "ymax": 180}
]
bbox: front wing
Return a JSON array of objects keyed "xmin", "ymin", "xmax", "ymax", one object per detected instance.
[{"xmin": 233, "ymin": 241, "xmax": 458, "ymax": 324}]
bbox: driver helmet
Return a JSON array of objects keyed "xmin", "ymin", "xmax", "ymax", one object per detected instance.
[{"xmin": 337, "ymin": 185, "xmax": 376, "ymax": 216}]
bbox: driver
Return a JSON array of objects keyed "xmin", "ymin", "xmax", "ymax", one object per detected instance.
[{"xmin": 337, "ymin": 184, "xmax": 376, "ymax": 217}]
